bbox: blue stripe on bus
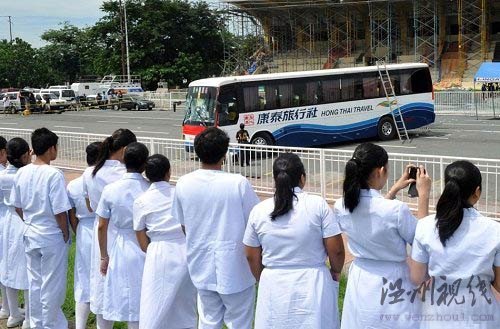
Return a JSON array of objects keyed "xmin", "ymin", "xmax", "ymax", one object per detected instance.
[{"xmin": 271, "ymin": 103, "xmax": 434, "ymax": 147}]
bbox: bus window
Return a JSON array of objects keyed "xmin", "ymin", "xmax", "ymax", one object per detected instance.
[
  {"xmin": 184, "ymin": 86, "xmax": 216, "ymax": 126},
  {"xmin": 243, "ymin": 86, "xmax": 259, "ymax": 112},
  {"xmin": 321, "ymin": 78, "xmax": 341, "ymax": 103},
  {"xmin": 292, "ymin": 80, "xmax": 319, "ymax": 106},
  {"xmin": 277, "ymin": 83, "xmax": 292, "ymax": 108},
  {"xmin": 363, "ymin": 73, "xmax": 380, "ymax": 99},
  {"xmin": 218, "ymin": 88, "xmax": 239, "ymax": 126},
  {"xmin": 409, "ymin": 68, "xmax": 433, "ymax": 93},
  {"xmin": 264, "ymin": 84, "xmax": 279, "ymax": 110},
  {"xmin": 341, "ymin": 77, "xmax": 356, "ymax": 101},
  {"xmin": 399, "ymin": 70, "xmax": 412, "ymax": 95}
]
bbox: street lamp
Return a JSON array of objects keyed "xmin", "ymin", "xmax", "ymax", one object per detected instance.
[
  {"xmin": 123, "ymin": 2, "xmax": 131, "ymax": 83},
  {"xmin": 118, "ymin": 0, "xmax": 131, "ymax": 83}
]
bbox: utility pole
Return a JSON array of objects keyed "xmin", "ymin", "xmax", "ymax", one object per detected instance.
[
  {"xmin": 118, "ymin": 0, "xmax": 126, "ymax": 77},
  {"xmin": 0, "ymin": 15, "xmax": 13, "ymax": 42},
  {"xmin": 8, "ymin": 16, "xmax": 12, "ymax": 43},
  {"xmin": 123, "ymin": 2, "xmax": 131, "ymax": 83}
]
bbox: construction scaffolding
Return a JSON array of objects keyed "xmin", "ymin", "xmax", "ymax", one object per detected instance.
[
  {"xmin": 413, "ymin": 0, "xmax": 438, "ymax": 74},
  {"xmin": 220, "ymin": 0, "xmax": 493, "ymax": 88}
]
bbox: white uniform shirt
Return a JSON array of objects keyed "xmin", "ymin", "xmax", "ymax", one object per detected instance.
[
  {"xmin": 334, "ymin": 189, "xmax": 417, "ymax": 262},
  {"xmin": 133, "ymin": 181, "xmax": 184, "ymax": 241},
  {"xmin": 96, "ymin": 173, "xmax": 150, "ymax": 228},
  {"xmin": 172, "ymin": 169, "xmax": 260, "ymax": 294},
  {"xmin": 0, "ymin": 164, "xmax": 18, "ymax": 207},
  {"xmin": 244, "ymin": 187, "xmax": 341, "ymax": 267},
  {"xmin": 0, "ymin": 163, "xmax": 6, "ymax": 213},
  {"xmin": 412, "ymin": 208, "xmax": 500, "ymax": 282},
  {"xmin": 10, "ymin": 164, "xmax": 72, "ymax": 249},
  {"xmin": 67, "ymin": 176, "xmax": 94, "ymax": 222},
  {"xmin": 83, "ymin": 160, "xmax": 125, "ymax": 212}
]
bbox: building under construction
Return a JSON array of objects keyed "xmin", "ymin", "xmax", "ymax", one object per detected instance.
[{"xmin": 220, "ymin": 0, "xmax": 500, "ymax": 89}]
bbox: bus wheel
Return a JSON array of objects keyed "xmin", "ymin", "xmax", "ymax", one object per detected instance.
[
  {"xmin": 378, "ymin": 117, "xmax": 396, "ymax": 141},
  {"xmin": 251, "ymin": 133, "xmax": 274, "ymax": 146}
]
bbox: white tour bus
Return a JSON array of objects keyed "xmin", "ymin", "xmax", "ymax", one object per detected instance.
[{"xmin": 182, "ymin": 63, "xmax": 435, "ymax": 147}]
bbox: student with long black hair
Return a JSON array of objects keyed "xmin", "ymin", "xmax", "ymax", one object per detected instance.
[
  {"xmin": 67, "ymin": 141, "xmax": 101, "ymax": 329},
  {"xmin": 410, "ymin": 161, "xmax": 500, "ymax": 328},
  {"xmin": 0, "ymin": 137, "xmax": 31, "ymax": 328},
  {"xmin": 244, "ymin": 153, "xmax": 345, "ymax": 328},
  {"xmin": 333, "ymin": 142, "xmax": 431, "ymax": 329},
  {"xmin": 97, "ymin": 142, "xmax": 150, "ymax": 328},
  {"xmin": 133, "ymin": 154, "xmax": 197, "ymax": 329},
  {"xmin": 82, "ymin": 128, "xmax": 136, "ymax": 329}
]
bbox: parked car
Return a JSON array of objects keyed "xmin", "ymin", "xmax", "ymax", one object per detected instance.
[{"xmin": 101, "ymin": 95, "xmax": 155, "ymax": 111}]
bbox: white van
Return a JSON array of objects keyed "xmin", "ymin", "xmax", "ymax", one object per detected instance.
[{"xmin": 40, "ymin": 88, "xmax": 76, "ymax": 106}]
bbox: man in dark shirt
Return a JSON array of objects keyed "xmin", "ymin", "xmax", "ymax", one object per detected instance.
[{"xmin": 236, "ymin": 123, "xmax": 250, "ymax": 166}]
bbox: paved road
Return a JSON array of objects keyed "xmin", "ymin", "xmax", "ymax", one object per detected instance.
[{"xmin": 1, "ymin": 109, "xmax": 500, "ymax": 159}]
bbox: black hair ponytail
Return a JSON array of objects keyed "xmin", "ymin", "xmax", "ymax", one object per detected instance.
[
  {"xmin": 270, "ymin": 153, "xmax": 305, "ymax": 220},
  {"xmin": 92, "ymin": 129, "xmax": 136, "ymax": 176},
  {"xmin": 343, "ymin": 143, "xmax": 388, "ymax": 213},
  {"xmin": 435, "ymin": 161, "xmax": 481, "ymax": 246},
  {"xmin": 6, "ymin": 137, "xmax": 30, "ymax": 169}
]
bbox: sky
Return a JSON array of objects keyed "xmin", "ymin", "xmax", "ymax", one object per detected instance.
[
  {"xmin": 0, "ymin": 1, "xmax": 106, "ymax": 48},
  {"xmin": 0, "ymin": 0, "xmax": 220, "ymax": 48}
]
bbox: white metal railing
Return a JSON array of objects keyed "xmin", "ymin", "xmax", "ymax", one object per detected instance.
[
  {"xmin": 142, "ymin": 91, "xmax": 187, "ymax": 110},
  {"xmin": 435, "ymin": 91, "xmax": 500, "ymax": 117},
  {"xmin": 0, "ymin": 127, "xmax": 499, "ymax": 219}
]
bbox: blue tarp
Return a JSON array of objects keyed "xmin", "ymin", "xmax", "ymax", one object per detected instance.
[{"xmin": 474, "ymin": 62, "xmax": 500, "ymax": 83}]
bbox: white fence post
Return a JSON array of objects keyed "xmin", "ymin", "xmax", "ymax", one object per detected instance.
[{"xmin": 319, "ymin": 149, "xmax": 326, "ymax": 199}]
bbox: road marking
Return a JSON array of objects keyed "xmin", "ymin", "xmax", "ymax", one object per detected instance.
[
  {"xmin": 134, "ymin": 130, "xmax": 171, "ymax": 135},
  {"xmin": 421, "ymin": 136, "xmax": 449, "ymax": 140},
  {"xmin": 0, "ymin": 122, "xmax": 18, "ymax": 125},
  {"xmin": 462, "ymin": 129, "xmax": 500, "ymax": 134},
  {"xmin": 68, "ymin": 113, "xmax": 179, "ymax": 121},
  {"xmin": 441, "ymin": 122, "xmax": 500, "ymax": 127},
  {"xmin": 173, "ymin": 124, "xmax": 182, "ymax": 127},
  {"xmin": 54, "ymin": 125, "xmax": 84, "ymax": 129},
  {"xmin": 378, "ymin": 144, "xmax": 417, "ymax": 149},
  {"xmin": 96, "ymin": 121, "xmax": 129, "ymax": 124}
]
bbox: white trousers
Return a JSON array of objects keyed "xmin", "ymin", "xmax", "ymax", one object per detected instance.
[
  {"xmin": 197, "ymin": 285, "xmax": 255, "ymax": 329},
  {"xmin": 25, "ymin": 240, "xmax": 69, "ymax": 329}
]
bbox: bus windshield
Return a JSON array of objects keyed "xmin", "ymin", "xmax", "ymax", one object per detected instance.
[{"xmin": 184, "ymin": 86, "xmax": 217, "ymax": 126}]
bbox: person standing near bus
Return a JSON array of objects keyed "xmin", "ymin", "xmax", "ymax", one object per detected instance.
[
  {"xmin": 10, "ymin": 128, "xmax": 72, "ymax": 329},
  {"xmin": 133, "ymin": 154, "xmax": 197, "ymax": 329},
  {"xmin": 410, "ymin": 161, "xmax": 500, "ymax": 328},
  {"xmin": 236, "ymin": 123, "xmax": 250, "ymax": 167},
  {"xmin": 83, "ymin": 128, "xmax": 137, "ymax": 329},
  {"xmin": 0, "ymin": 138, "xmax": 31, "ymax": 329},
  {"xmin": 0, "ymin": 135, "xmax": 11, "ymax": 321},
  {"xmin": 244, "ymin": 153, "xmax": 345, "ymax": 329},
  {"xmin": 333, "ymin": 142, "xmax": 431, "ymax": 329},
  {"xmin": 67, "ymin": 142, "xmax": 101, "ymax": 329},
  {"xmin": 97, "ymin": 142, "xmax": 150, "ymax": 328},
  {"xmin": 172, "ymin": 127, "xmax": 260, "ymax": 329}
]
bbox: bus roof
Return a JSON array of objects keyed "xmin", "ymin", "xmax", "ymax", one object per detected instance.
[{"xmin": 189, "ymin": 63, "xmax": 429, "ymax": 88}]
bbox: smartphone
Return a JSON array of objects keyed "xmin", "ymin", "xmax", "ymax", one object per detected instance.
[{"xmin": 408, "ymin": 167, "xmax": 418, "ymax": 198}]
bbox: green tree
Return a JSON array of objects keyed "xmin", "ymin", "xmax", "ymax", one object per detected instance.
[
  {"xmin": 90, "ymin": 0, "xmax": 225, "ymax": 88},
  {"xmin": 39, "ymin": 22, "xmax": 88, "ymax": 83},
  {"xmin": 0, "ymin": 39, "xmax": 55, "ymax": 88}
]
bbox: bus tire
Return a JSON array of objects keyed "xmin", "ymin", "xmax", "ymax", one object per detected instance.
[
  {"xmin": 378, "ymin": 116, "xmax": 396, "ymax": 141},
  {"xmin": 251, "ymin": 132, "xmax": 274, "ymax": 146}
]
